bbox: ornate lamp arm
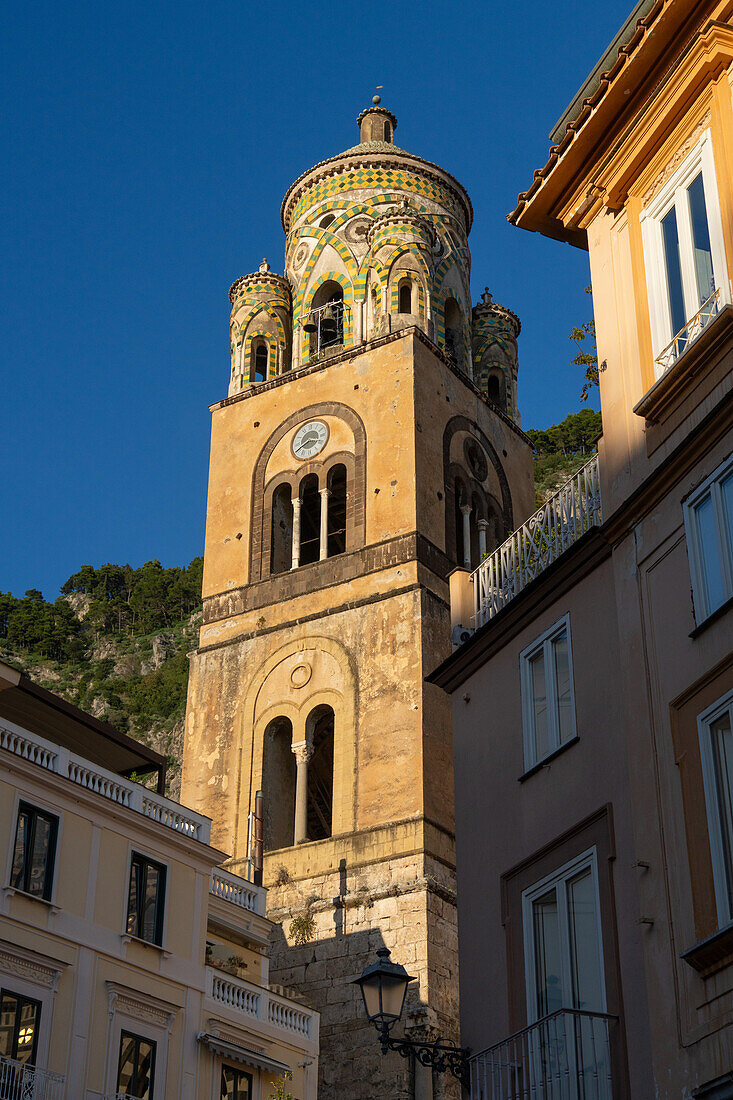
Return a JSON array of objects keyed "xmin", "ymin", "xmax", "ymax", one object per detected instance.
[{"xmin": 375, "ymin": 1022, "xmax": 470, "ymax": 1088}]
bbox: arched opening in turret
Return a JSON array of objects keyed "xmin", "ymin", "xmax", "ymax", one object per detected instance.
[
  {"xmin": 398, "ymin": 278, "xmax": 413, "ymax": 315},
  {"xmin": 309, "ymin": 281, "xmax": 344, "ymax": 354},
  {"xmin": 270, "ymin": 483, "xmax": 293, "ymax": 574},
  {"xmin": 384, "ymin": 122, "xmax": 391, "ymax": 142},
  {"xmin": 262, "ymin": 716, "xmax": 296, "ymax": 852},
  {"xmin": 444, "ymin": 297, "xmax": 464, "ymax": 369},
  {"xmin": 320, "ymin": 213, "xmax": 335, "ymax": 229},
  {"xmin": 298, "ymin": 473, "xmax": 321, "ymax": 566},
  {"xmin": 305, "ymin": 705, "xmax": 334, "ymax": 841},
  {"xmin": 251, "ymin": 337, "xmax": 269, "ymax": 383},
  {"xmin": 327, "ymin": 464, "xmax": 347, "ymax": 557},
  {"xmin": 486, "ymin": 369, "xmax": 506, "ymax": 411}
]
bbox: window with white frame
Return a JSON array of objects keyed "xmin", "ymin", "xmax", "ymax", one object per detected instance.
[
  {"xmin": 520, "ymin": 615, "xmax": 577, "ymax": 769},
  {"xmin": 698, "ymin": 689, "xmax": 733, "ymax": 928},
  {"xmin": 522, "ymin": 848, "xmax": 606, "ymax": 1021},
  {"xmin": 640, "ymin": 130, "xmax": 728, "ymax": 377},
  {"xmin": 683, "ymin": 453, "xmax": 733, "ymax": 622}
]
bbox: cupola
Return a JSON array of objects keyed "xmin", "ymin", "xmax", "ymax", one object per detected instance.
[
  {"xmin": 472, "ymin": 289, "xmax": 521, "ymax": 419},
  {"xmin": 356, "ymin": 96, "xmax": 397, "ymax": 144}
]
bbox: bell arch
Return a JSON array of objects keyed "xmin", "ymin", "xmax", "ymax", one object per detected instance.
[{"xmin": 235, "ymin": 636, "xmax": 358, "ymax": 857}]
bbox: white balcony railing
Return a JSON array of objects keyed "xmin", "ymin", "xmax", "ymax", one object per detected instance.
[
  {"xmin": 655, "ymin": 286, "xmax": 720, "ymax": 376},
  {"xmin": 210, "ymin": 867, "xmax": 266, "ymax": 915},
  {"xmin": 469, "ymin": 1010, "xmax": 616, "ymax": 1099},
  {"xmin": 0, "ymin": 720, "xmax": 211, "ymax": 844},
  {"xmin": 206, "ymin": 967, "xmax": 314, "ymax": 1040},
  {"xmin": 473, "ymin": 454, "xmax": 602, "ymax": 629},
  {"xmin": 0, "ymin": 1056, "xmax": 64, "ymax": 1100}
]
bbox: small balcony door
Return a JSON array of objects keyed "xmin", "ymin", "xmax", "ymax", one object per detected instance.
[{"xmin": 522, "ymin": 849, "xmax": 611, "ymax": 1098}]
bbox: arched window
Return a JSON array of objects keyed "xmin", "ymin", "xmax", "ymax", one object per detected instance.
[
  {"xmin": 251, "ymin": 338, "xmax": 268, "ymax": 383},
  {"xmin": 298, "ymin": 474, "xmax": 321, "ymax": 566},
  {"xmin": 270, "ymin": 483, "xmax": 293, "ymax": 574},
  {"xmin": 327, "ymin": 464, "xmax": 347, "ymax": 556},
  {"xmin": 444, "ymin": 298, "xmax": 463, "ymax": 368},
  {"xmin": 262, "ymin": 717, "xmax": 296, "ymax": 852},
  {"xmin": 306, "ymin": 705, "xmax": 334, "ymax": 841},
  {"xmin": 384, "ymin": 122, "xmax": 391, "ymax": 142},
  {"xmin": 398, "ymin": 279, "xmax": 412, "ymax": 315},
  {"xmin": 487, "ymin": 372, "xmax": 505, "ymax": 410},
  {"xmin": 309, "ymin": 281, "xmax": 345, "ymax": 354}
]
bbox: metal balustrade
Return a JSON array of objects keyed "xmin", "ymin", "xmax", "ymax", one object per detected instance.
[
  {"xmin": 473, "ymin": 454, "xmax": 602, "ymax": 628},
  {"xmin": 0, "ymin": 1056, "xmax": 64, "ymax": 1100},
  {"xmin": 0, "ymin": 720, "xmax": 211, "ymax": 844},
  {"xmin": 206, "ymin": 967, "xmax": 314, "ymax": 1040},
  {"xmin": 210, "ymin": 868, "xmax": 265, "ymax": 915},
  {"xmin": 654, "ymin": 286, "xmax": 720, "ymax": 376},
  {"xmin": 470, "ymin": 1010, "xmax": 616, "ymax": 1100}
]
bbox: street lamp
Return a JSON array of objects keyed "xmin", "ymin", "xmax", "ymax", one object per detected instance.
[{"xmin": 353, "ymin": 948, "xmax": 469, "ymax": 1088}]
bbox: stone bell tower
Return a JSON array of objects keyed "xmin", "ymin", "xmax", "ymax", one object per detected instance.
[{"xmin": 181, "ymin": 99, "xmax": 535, "ymax": 1099}]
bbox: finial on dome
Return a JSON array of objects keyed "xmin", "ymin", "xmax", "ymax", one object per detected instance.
[
  {"xmin": 372, "ymin": 94, "xmax": 381, "ymax": 105},
  {"xmin": 259, "ymin": 258, "xmax": 270, "ymax": 273}
]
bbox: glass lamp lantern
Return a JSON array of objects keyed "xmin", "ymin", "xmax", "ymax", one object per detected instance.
[{"xmin": 354, "ymin": 948, "xmax": 416, "ymax": 1030}]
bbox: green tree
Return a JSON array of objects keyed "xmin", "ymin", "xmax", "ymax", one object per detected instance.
[{"xmin": 569, "ymin": 286, "xmax": 605, "ymax": 402}]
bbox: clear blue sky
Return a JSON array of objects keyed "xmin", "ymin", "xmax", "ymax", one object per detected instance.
[{"xmin": 1, "ymin": 0, "xmax": 630, "ymax": 600}]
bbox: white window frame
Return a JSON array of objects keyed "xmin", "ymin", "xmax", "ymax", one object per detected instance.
[
  {"xmin": 640, "ymin": 129, "xmax": 729, "ymax": 376},
  {"xmin": 522, "ymin": 847, "xmax": 607, "ymax": 1023},
  {"xmin": 520, "ymin": 614, "xmax": 577, "ymax": 770},
  {"xmin": 683, "ymin": 452, "xmax": 733, "ymax": 622},
  {"xmin": 697, "ymin": 687, "xmax": 733, "ymax": 929}
]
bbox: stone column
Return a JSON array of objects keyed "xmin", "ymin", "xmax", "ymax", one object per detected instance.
[
  {"xmin": 460, "ymin": 504, "xmax": 472, "ymax": 569},
  {"xmin": 319, "ymin": 488, "xmax": 331, "ymax": 560},
  {"xmin": 292, "ymin": 739, "xmax": 313, "ymax": 844},
  {"xmin": 291, "ymin": 497, "xmax": 302, "ymax": 570},
  {"xmin": 478, "ymin": 518, "xmax": 489, "ymax": 559}
]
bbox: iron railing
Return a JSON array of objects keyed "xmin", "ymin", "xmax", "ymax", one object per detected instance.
[
  {"xmin": 469, "ymin": 1009, "xmax": 616, "ymax": 1100},
  {"xmin": 472, "ymin": 454, "xmax": 602, "ymax": 628},
  {"xmin": 0, "ymin": 1056, "xmax": 64, "ymax": 1100},
  {"xmin": 655, "ymin": 286, "xmax": 720, "ymax": 375}
]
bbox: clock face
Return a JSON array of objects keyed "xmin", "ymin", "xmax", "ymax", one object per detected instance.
[{"xmin": 292, "ymin": 420, "xmax": 329, "ymax": 460}]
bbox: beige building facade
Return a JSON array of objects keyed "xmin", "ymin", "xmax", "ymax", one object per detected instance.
[
  {"xmin": 180, "ymin": 103, "xmax": 535, "ymax": 1098},
  {"xmin": 0, "ymin": 659, "xmax": 318, "ymax": 1100},
  {"xmin": 432, "ymin": 2, "xmax": 733, "ymax": 1097}
]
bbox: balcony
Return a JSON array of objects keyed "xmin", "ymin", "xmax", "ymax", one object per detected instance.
[
  {"xmin": 472, "ymin": 454, "xmax": 602, "ymax": 629},
  {"xmin": 206, "ymin": 967, "xmax": 315, "ymax": 1041},
  {"xmin": 469, "ymin": 1010, "xmax": 617, "ymax": 1100},
  {"xmin": 210, "ymin": 867, "xmax": 266, "ymax": 916},
  {"xmin": 0, "ymin": 1057, "xmax": 64, "ymax": 1100},
  {"xmin": 0, "ymin": 720, "xmax": 210, "ymax": 844},
  {"xmin": 654, "ymin": 287, "xmax": 720, "ymax": 376}
]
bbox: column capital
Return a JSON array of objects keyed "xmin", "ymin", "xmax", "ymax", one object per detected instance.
[
  {"xmin": 292, "ymin": 738, "xmax": 313, "ymax": 765},
  {"xmin": 460, "ymin": 503, "xmax": 472, "ymax": 516},
  {"xmin": 477, "ymin": 518, "xmax": 489, "ymax": 530},
  {"xmin": 319, "ymin": 487, "xmax": 332, "ymax": 498}
]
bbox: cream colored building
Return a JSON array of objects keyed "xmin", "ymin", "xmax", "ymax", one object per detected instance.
[
  {"xmin": 0, "ymin": 658, "xmax": 318, "ymax": 1100},
  {"xmin": 433, "ymin": 1, "xmax": 733, "ymax": 1097}
]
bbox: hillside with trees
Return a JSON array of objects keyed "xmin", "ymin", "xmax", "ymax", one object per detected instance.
[{"xmin": 525, "ymin": 408, "xmax": 602, "ymax": 504}]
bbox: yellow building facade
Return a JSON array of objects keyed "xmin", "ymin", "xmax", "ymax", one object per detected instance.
[
  {"xmin": 0, "ymin": 659, "xmax": 318, "ymax": 1100},
  {"xmin": 181, "ymin": 103, "xmax": 534, "ymax": 1098}
]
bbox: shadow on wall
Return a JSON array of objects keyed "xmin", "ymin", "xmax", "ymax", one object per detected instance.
[{"xmin": 267, "ymin": 858, "xmax": 457, "ymax": 1100}]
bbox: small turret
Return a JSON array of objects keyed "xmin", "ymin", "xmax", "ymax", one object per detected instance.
[
  {"xmin": 228, "ymin": 260, "xmax": 291, "ymax": 395},
  {"xmin": 472, "ymin": 289, "xmax": 521, "ymax": 420},
  {"xmin": 356, "ymin": 95, "xmax": 397, "ymax": 144}
]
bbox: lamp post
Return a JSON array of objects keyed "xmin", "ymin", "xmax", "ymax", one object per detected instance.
[{"xmin": 353, "ymin": 948, "xmax": 469, "ymax": 1089}]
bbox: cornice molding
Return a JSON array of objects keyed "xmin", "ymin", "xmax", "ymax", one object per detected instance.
[
  {"xmin": 106, "ymin": 980, "xmax": 178, "ymax": 1032},
  {"xmin": 0, "ymin": 942, "xmax": 65, "ymax": 991}
]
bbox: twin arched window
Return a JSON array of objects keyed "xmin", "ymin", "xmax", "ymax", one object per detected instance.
[
  {"xmin": 454, "ymin": 475, "xmax": 503, "ymax": 570},
  {"xmin": 270, "ymin": 463, "xmax": 348, "ymax": 575},
  {"xmin": 262, "ymin": 705, "xmax": 335, "ymax": 850}
]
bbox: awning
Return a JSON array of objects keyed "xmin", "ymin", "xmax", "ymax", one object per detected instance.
[{"xmin": 197, "ymin": 1032, "xmax": 291, "ymax": 1076}]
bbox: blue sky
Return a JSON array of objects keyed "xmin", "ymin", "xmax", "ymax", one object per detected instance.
[{"xmin": 1, "ymin": 0, "xmax": 631, "ymax": 600}]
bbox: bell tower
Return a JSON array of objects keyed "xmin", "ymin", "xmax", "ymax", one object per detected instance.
[{"xmin": 181, "ymin": 102, "xmax": 535, "ymax": 1099}]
